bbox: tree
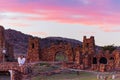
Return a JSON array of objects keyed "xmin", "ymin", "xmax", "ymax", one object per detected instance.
[{"xmin": 101, "ymin": 44, "xmax": 116, "ymax": 53}]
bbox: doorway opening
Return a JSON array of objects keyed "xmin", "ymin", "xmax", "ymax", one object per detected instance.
[
  {"xmin": 55, "ymin": 51, "xmax": 68, "ymax": 62},
  {"xmin": 99, "ymin": 57, "xmax": 107, "ymax": 64}
]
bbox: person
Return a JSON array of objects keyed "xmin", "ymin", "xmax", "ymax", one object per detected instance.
[
  {"xmin": 112, "ymin": 74, "xmax": 115, "ymax": 79},
  {"xmin": 17, "ymin": 55, "xmax": 26, "ymax": 66},
  {"xmin": 17, "ymin": 55, "xmax": 26, "ymax": 74}
]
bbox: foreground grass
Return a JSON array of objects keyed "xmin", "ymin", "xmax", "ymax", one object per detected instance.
[
  {"xmin": 31, "ymin": 63, "xmax": 120, "ymax": 80},
  {"xmin": 31, "ymin": 71, "xmax": 120, "ymax": 80},
  {"xmin": 32, "ymin": 71, "xmax": 97, "ymax": 80}
]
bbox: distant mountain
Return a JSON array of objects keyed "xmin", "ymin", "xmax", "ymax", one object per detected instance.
[
  {"xmin": 40, "ymin": 37, "xmax": 82, "ymax": 49},
  {"xmin": 4, "ymin": 29, "xmax": 82, "ymax": 54},
  {"xmin": 5, "ymin": 29, "xmax": 31, "ymax": 54}
]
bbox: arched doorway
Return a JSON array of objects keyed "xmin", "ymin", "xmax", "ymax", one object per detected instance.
[
  {"xmin": 0, "ymin": 71, "xmax": 10, "ymax": 80},
  {"xmin": 93, "ymin": 57, "xmax": 97, "ymax": 64},
  {"xmin": 55, "ymin": 51, "xmax": 68, "ymax": 62},
  {"xmin": 99, "ymin": 57, "xmax": 107, "ymax": 64}
]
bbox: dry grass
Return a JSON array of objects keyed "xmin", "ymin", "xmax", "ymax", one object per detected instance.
[
  {"xmin": 31, "ymin": 63, "xmax": 120, "ymax": 80},
  {"xmin": 31, "ymin": 72, "xmax": 120, "ymax": 80}
]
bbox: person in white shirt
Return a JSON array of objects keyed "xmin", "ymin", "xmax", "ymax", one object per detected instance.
[{"xmin": 17, "ymin": 55, "xmax": 26, "ymax": 66}]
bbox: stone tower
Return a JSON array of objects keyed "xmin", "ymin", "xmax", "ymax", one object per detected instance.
[
  {"xmin": 0, "ymin": 26, "xmax": 5, "ymax": 48},
  {"xmin": 0, "ymin": 25, "xmax": 6, "ymax": 62},
  {"xmin": 27, "ymin": 37, "xmax": 41, "ymax": 62},
  {"xmin": 82, "ymin": 36, "xmax": 95, "ymax": 55},
  {"xmin": 82, "ymin": 36, "xmax": 95, "ymax": 69},
  {"xmin": 0, "ymin": 25, "xmax": 14, "ymax": 62}
]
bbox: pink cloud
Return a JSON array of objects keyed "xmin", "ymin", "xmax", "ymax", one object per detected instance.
[
  {"xmin": 0, "ymin": 0, "xmax": 120, "ymax": 32},
  {"xmin": 102, "ymin": 29, "xmax": 120, "ymax": 32}
]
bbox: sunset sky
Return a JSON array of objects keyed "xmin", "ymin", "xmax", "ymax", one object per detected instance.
[{"xmin": 0, "ymin": 0, "xmax": 120, "ymax": 46}]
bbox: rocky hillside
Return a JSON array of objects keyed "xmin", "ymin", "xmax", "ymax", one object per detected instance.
[{"xmin": 4, "ymin": 29, "xmax": 82, "ymax": 54}]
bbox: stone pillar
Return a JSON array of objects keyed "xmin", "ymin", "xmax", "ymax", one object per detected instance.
[
  {"xmin": 11, "ymin": 70, "xmax": 22, "ymax": 80},
  {"xmin": 0, "ymin": 26, "xmax": 6, "ymax": 62},
  {"xmin": 83, "ymin": 55, "xmax": 89, "ymax": 69},
  {"xmin": 82, "ymin": 36, "xmax": 95, "ymax": 55},
  {"xmin": 99, "ymin": 64, "xmax": 105, "ymax": 72},
  {"xmin": 74, "ymin": 45, "xmax": 81, "ymax": 64},
  {"xmin": 92, "ymin": 64, "xmax": 98, "ymax": 70},
  {"xmin": 9, "ymin": 70, "xmax": 13, "ymax": 80},
  {"xmin": 75, "ymin": 51, "xmax": 80, "ymax": 64},
  {"xmin": 66, "ymin": 43, "xmax": 73, "ymax": 62},
  {"xmin": 27, "ymin": 37, "xmax": 41, "ymax": 62},
  {"xmin": 0, "ymin": 26, "xmax": 5, "ymax": 48}
]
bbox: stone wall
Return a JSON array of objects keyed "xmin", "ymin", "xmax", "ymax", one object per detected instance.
[
  {"xmin": 41, "ymin": 43, "xmax": 73, "ymax": 62},
  {"xmin": 0, "ymin": 62, "xmax": 32, "ymax": 80},
  {"xmin": 82, "ymin": 36, "xmax": 95, "ymax": 55},
  {"xmin": 0, "ymin": 26, "xmax": 5, "ymax": 62},
  {"xmin": 74, "ymin": 45, "xmax": 81, "ymax": 64},
  {"xmin": 27, "ymin": 37, "xmax": 41, "ymax": 62},
  {"xmin": 0, "ymin": 25, "xmax": 14, "ymax": 62},
  {"xmin": 27, "ymin": 35, "xmax": 120, "ymax": 72}
]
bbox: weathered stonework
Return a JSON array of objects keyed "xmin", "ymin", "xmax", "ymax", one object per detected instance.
[
  {"xmin": 82, "ymin": 36, "xmax": 95, "ymax": 55},
  {"xmin": 0, "ymin": 25, "xmax": 14, "ymax": 62},
  {"xmin": 74, "ymin": 45, "xmax": 81, "ymax": 64},
  {"xmin": 27, "ymin": 35, "xmax": 120, "ymax": 72},
  {"xmin": 41, "ymin": 42, "xmax": 73, "ymax": 62},
  {"xmin": 0, "ymin": 26, "xmax": 6, "ymax": 62},
  {"xmin": 12, "ymin": 70, "xmax": 22, "ymax": 80},
  {"xmin": 27, "ymin": 37, "xmax": 41, "ymax": 62},
  {"xmin": 0, "ymin": 26, "xmax": 32, "ymax": 80}
]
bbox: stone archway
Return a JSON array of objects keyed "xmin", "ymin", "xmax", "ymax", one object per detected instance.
[
  {"xmin": 55, "ymin": 51, "xmax": 68, "ymax": 62},
  {"xmin": 99, "ymin": 57, "xmax": 107, "ymax": 72},
  {"xmin": 43, "ymin": 43, "xmax": 74, "ymax": 62},
  {"xmin": 92, "ymin": 57, "xmax": 98, "ymax": 70},
  {"xmin": 99, "ymin": 57, "xmax": 107, "ymax": 64},
  {"xmin": 0, "ymin": 71, "xmax": 10, "ymax": 80}
]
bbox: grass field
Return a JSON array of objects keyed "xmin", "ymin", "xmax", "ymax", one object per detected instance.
[
  {"xmin": 31, "ymin": 71, "xmax": 120, "ymax": 80},
  {"xmin": 31, "ymin": 63, "xmax": 120, "ymax": 80}
]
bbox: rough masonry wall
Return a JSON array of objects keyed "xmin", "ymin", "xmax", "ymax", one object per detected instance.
[
  {"xmin": 82, "ymin": 36, "xmax": 95, "ymax": 55},
  {"xmin": 0, "ymin": 26, "xmax": 14, "ymax": 62},
  {"xmin": 74, "ymin": 45, "xmax": 81, "ymax": 64},
  {"xmin": 41, "ymin": 43, "xmax": 74, "ymax": 62},
  {"xmin": 27, "ymin": 37, "xmax": 40, "ymax": 62},
  {"xmin": 27, "ymin": 35, "xmax": 120, "ymax": 72},
  {"xmin": 81, "ymin": 36, "xmax": 96, "ymax": 69},
  {"xmin": 0, "ymin": 26, "xmax": 5, "ymax": 62}
]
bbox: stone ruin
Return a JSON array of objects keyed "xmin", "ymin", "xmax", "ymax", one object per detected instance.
[
  {"xmin": 0, "ymin": 25, "xmax": 14, "ymax": 62},
  {"xmin": 27, "ymin": 37, "xmax": 41, "ymax": 62},
  {"xmin": 0, "ymin": 26, "xmax": 32, "ymax": 80},
  {"xmin": 0, "ymin": 25, "xmax": 119, "ymax": 79},
  {"xmin": 27, "ymin": 36, "xmax": 120, "ymax": 72}
]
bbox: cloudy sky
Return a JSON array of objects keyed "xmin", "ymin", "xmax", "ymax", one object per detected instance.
[{"xmin": 0, "ymin": 0, "xmax": 120, "ymax": 46}]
